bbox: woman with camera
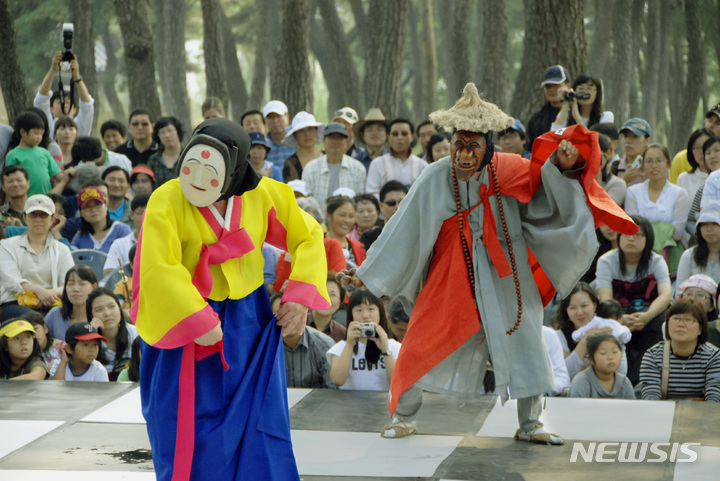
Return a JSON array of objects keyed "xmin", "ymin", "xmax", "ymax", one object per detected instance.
[
  {"xmin": 551, "ymin": 73, "xmax": 614, "ymax": 132},
  {"xmin": 327, "ymin": 289, "xmax": 401, "ymax": 390}
]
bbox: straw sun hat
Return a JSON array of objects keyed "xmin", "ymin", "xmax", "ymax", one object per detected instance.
[{"xmin": 429, "ymin": 83, "xmax": 513, "ymax": 134}]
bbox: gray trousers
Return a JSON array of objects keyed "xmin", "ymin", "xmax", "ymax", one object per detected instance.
[{"xmin": 395, "ymin": 386, "xmax": 543, "ymax": 432}]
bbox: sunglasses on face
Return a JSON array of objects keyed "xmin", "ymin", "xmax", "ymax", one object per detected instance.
[
  {"xmin": 383, "ymin": 199, "xmax": 401, "ymax": 207},
  {"xmin": 131, "ymin": 121, "xmax": 151, "ymax": 127}
]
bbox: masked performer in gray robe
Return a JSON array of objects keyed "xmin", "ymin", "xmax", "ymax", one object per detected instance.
[{"xmin": 339, "ymin": 83, "xmax": 638, "ymax": 444}]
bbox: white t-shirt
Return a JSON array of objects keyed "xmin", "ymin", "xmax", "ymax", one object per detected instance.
[
  {"xmin": 326, "ymin": 339, "xmax": 401, "ymax": 391},
  {"xmin": 51, "ymin": 359, "xmax": 109, "ymax": 381}
]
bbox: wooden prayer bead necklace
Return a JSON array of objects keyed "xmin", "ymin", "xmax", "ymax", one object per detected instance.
[{"xmin": 451, "ymin": 161, "xmax": 524, "ymax": 335}]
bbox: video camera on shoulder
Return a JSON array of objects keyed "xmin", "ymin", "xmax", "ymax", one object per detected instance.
[
  {"xmin": 562, "ymin": 90, "xmax": 591, "ymax": 102},
  {"xmin": 62, "ymin": 23, "xmax": 74, "ymax": 62}
]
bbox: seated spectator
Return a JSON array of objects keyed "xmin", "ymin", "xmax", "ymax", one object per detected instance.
[
  {"xmin": 101, "ymin": 166, "xmax": 132, "ymax": 225},
  {"xmin": 580, "ymin": 224, "xmax": 619, "ymax": 284},
  {"xmin": 676, "ymin": 275, "xmax": 717, "ymax": 324},
  {"xmin": 640, "ymin": 299, "xmax": 720, "ymax": 401},
  {"xmin": 129, "ymin": 166, "xmax": 155, "ymax": 196},
  {"xmin": 20, "ymin": 310, "xmax": 65, "ymax": 373},
  {"xmin": 670, "ymin": 105, "xmax": 720, "ymax": 182},
  {"xmin": 247, "ymin": 132, "xmax": 282, "ymax": 181},
  {"xmin": 676, "ymin": 128, "xmax": 715, "ymax": 201},
  {"xmin": 71, "ymin": 186, "xmax": 132, "ymax": 253},
  {"xmin": 497, "ymin": 119, "xmax": 531, "ymax": 159},
  {"xmin": 61, "ymin": 178, "xmax": 108, "ymax": 241},
  {"xmin": 282, "ymin": 111, "xmax": 324, "ymax": 182},
  {"xmin": 624, "ymin": 143, "xmax": 690, "ymax": 274},
  {"xmin": 366, "ymin": 118, "xmax": 427, "ymax": 197},
  {"xmin": 114, "ymin": 109, "xmax": 160, "ymax": 166},
  {"xmin": 349, "ymin": 193, "xmax": 380, "ymax": 242},
  {"xmin": 698, "ymin": 136, "xmax": 720, "ymax": 209},
  {"xmin": 595, "ymin": 215, "xmax": 672, "ymax": 384},
  {"xmin": 201, "ymin": 97, "xmax": 225, "ymax": 120},
  {"xmin": 677, "ymin": 201, "xmax": 720, "ymax": 287},
  {"xmin": 596, "ymin": 133, "xmax": 626, "ymax": 207},
  {"xmin": 100, "ymin": 120, "xmax": 127, "ymax": 152},
  {"xmin": 50, "ymin": 322, "xmax": 109, "ymax": 381},
  {"xmin": 332, "ymin": 107, "xmax": 361, "ymax": 158},
  {"xmin": 307, "ymin": 275, "xmax": 347, "ymax": 343},
  {"xmin": 0, "ymin": 319, "xmax": 48, "ymax": 380},
  {"xmin": 0, "ymin": 195, "xmax": 74, "ymax": 321},
  {"xmin": 88, "ymin": 287, "xmax": 138, "ymax": 381},
  {"xmin": 591, "ymin": 122, "xmax": 620, "ymax": 172},
  {"xmin": 387, "ymin": 297, "xmax": 409, "ymax": 342},
  {"xmin": 616, "ymin": 118, "xmax": 652, "ymax": 185},
  {"xmin": 553, "ymin": 282, "xmax": 631, "ymax": 381},
  {"xmin": 1, "ymin": 165, "xmax": 30, "ymax": 226},
  {"xmin": 568, "ymin": 332, "xmax": 635, "ymax": 399},
  {"xmin": 263, "ymin": 100, "xmax": 296, "ymax": 168},
  {"xmin": 326, "ymin": 195, "xmax": 366, "ymax": 268},
  {"xmin": 54, "ymin": 116, "xmax": 78, "ymax": 169},
  {"xmin": 596, "ymin": 299, "xmax": 623, "ymax": 322},
  {"xmin": 416, "ymin": 120, "xmax": 439, "ymax": 160},
  {"xmin": 45, "ymin": 265, "xmax": 98, "ymax": 341},
  {"xmin": 146, "ymin": 116, "xmax": 184, "ymax": 188},
  {"xmin": 240, "ymin": 109, "xmax": 266, "ymax": 135},
  {"xmin": 425, "ymin": 132, "xmax": 452, "ymax": 164},
  {"xmin": 550, "ymin": 73, "xmax": 614, "ymax": 131},
  {"xmin": 5, "ymin": 112, "xmax": 65, "ymax": 196},
  {"xmin": 269, "ymin": 293, "xmax": 336, "ymax": 389},
  {"xmin": 542, "ymin": 325, "xmax": 571, "ymax": 396},
  {"xmin": 103, "ymin": 193, "xmax": 148, "ymax": 276},
  {"xmin": 71, "ymin": 136, "xmax": 132, "ymax": 184},
  {"xmin": 116, "ymin": 337, "xmax": 141, "ymax": 382},
  {"xmin": 328, "ymin": 289, "xmax": 401, "ymax": 390},
  {"xmin": 360, "ymin": 180, "xmax": 408, "ymax": 250},
  {"xmin": 302, "ymin": 123, "xmax": 367, "ymax": 209},
  {"xmin": 353, "ymin": 108, "xmax": 389, "ymax": 171}
]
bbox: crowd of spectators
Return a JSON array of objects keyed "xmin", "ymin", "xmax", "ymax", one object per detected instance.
[{"xmin": 1, "ymin": 58, "xmax": 719, "ymax": 404}]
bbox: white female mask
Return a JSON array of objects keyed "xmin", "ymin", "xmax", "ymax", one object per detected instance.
[{"xmin": 178, "ymin": 143, "xmax": 227, "ymax": 207}]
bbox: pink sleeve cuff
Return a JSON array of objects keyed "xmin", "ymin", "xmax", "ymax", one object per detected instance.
[
  {"xmin": 282, "ymin": 279, "xmax": 331, "ymax": 310},
  {"xmin": 153, "ymin": 304, "xmax": 220, "ymax": 349}
]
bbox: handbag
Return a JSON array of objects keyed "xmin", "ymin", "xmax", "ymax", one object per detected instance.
[
  {"xmin": 15, "ymin": 291, "xmax": 62, "ymax": 308},
  {"xmin": 611, "ymin": 274, "xmax": 658, "ymax": 313}
]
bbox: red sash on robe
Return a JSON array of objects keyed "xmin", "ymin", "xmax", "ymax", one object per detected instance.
[{"xmin": 387, "ymin": 125, "xmax": 638, "ymax": 416}]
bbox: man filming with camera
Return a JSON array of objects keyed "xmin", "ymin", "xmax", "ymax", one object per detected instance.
[
  {"xmin": 34, "ymin": 24, "xmax": 94, "ymax": 137},
  {"xmin": 526, "ymin": 65, "xmax": 573, "ymax": 149}
]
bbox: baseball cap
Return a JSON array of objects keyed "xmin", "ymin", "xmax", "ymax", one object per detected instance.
[
  {"xmin": 65, "ymin": 323, "xmax": 108, "ymax": 344},
  {"xmin": 24, "ymin": 194, "xmax": 55, "ymax": 216},
  {"xmin": 332, "ymin": 107, "xmax": 359, "ymax": 125},
  {"xmin": 287, "ymin": 180, "xmax": 308, "ymax": 197},
  {"xmin": 130, "ymin": 165, "xmax": 155, "ymax": 182},
  {"xmin": 263, "ymin": 100, "xmax": 289, "ymax": 118},
  {"xmin": 697, "ymin": 200, "xmax": 720, "ymax": 228},
  {"xmin": 620, "ymin": 118, "xmax": 652, "ymax": 138},
  {"xmin": 706, "ymin": 104, "xmax": 720, "ymax": 119},
  {"xmin": 324, "ymin": 122, "xmax": 349, "ymax": 138},
  {"xmin": 332, "ymin": 187, "xmax": 356, "ymax": 198},
  {"xmin": 0, "ymin": 320, "xmax": 36, "ymax": 338},
  {"xmin": 505, "ymin": 118, "xmax": 527, "ymax": 136},
  {"xmin": 78, "ymin": 186, "xmax": 106, "ymax": 208},
  {"xmin": 248, "ymin": 131, "xmax": 271, "ymax": 150},
  {"xmin": 541, "ymin": 65, "xmax": 570, "ymax": 86}
]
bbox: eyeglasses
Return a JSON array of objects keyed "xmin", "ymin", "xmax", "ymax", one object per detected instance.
[
  {"xmin": 668, "ymin": 316, "xmax": 699, "ymax": 325},
  {"xmin": 682, "ymin": 291, "xmax": 711, "ymax": 302},
  {"xmin": 383, "ymin": 199, "xmax": 402, "ymax": 207}
]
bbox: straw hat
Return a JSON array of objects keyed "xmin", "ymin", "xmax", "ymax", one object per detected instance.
[
  {"xmin": 282, "ymin": 112, "xmax": 325, "ymax": 148},
  {"xmin": 429, "ymin": 83, "xmax": 513, "ymax": 134},
  {"xmin": 353, "ymin": 108, "xmax": 389, "ymax": 148}
]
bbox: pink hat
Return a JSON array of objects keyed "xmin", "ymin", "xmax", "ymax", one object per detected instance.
[{"xmin": 677, "ymin": 274, "xmax": 718, "ymax": 308}]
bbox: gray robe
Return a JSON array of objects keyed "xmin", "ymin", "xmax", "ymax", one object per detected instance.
[{"xmin": 356, "ymin": 154, "xmax": 598, "ymax": 402}]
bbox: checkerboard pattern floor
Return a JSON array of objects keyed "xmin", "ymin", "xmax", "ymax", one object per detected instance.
[{"xmin": 1, "ymin": 383, "xmax": 718, "ymax": 480}]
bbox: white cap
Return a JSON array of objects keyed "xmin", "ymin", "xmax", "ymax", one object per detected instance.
[
  {"xmin": 332, "ymin": 187, "xmax": 356, "ymax": 198},
  {"xmin": 287, "ymin": 180, "xmax": 308, "ymax": 197},
  {"xmin": 24, "ymin": 194, "xmax": 55, "ymax": 215},
  {"xmin": 263, "ymin": 100, "xmax": 289, "ymax": 118}
]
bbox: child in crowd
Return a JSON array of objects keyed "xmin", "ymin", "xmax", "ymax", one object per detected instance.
[
  {"xmin": 568, "ymin": 332, "xmax": 635, "ymax": 399},
  {"xmin": 5, "ymin": 111, "xmax": 64, "ymax": 196},
  {"xmin": 20, "ymin": 311, "xmax": 65, "ymax": 372},
  {"xmin": 327, "ymin": 289, "xmax": 401, "ymax": 390},
  {"xmin": 307, "ymin": 274, "xmax": 347, "ymax": 343},
  {"xmin": 88, "ymin": 287, "xmax": 138, "ymax": 380},
  {"xmin": 51, "ymin": 323, "xmax": 109, "ymax": 381},
  {"xmin": 117, "ymin": 337, "xmax": 141, "ymax": 382},
  {"xmin": 248, "ymin": 132, "xmax": 283, "ymax": 181},
  {"xmin": 0, "ymin": 319, "xmax": 49, "ymax": 380},
  {"xmin": 129, "ymin": 165, "xmax": 155, "ymax": 196},
  {"xmin": 45, "ymin": 265, "xmax": 98, "ymax": 341},
  {"xmin": 596, "ymin": 299, "xmax": 623, "ymax": 322}
]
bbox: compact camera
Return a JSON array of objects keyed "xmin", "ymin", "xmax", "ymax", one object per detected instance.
[
  {"xmin": 62, "ymin": 23, "xmax": 74, "ymax": 62},
  {"xmin": 562, "ymin": 90, "xmax": 591, "ymax": 102},
  {"xmin": 357, "ymin": 322, "xmax": 376, "ymax": 338}
]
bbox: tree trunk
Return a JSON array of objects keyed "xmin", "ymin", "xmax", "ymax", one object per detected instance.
[
  {"xmin": 114, "ymin": 0, "xmax": 162, "ymax": 120},
  {"xmin": 420, "ymin": 0, "xmax": 437, "ymax": 116},
  {"xmin": 69, "ymin": 0, "xmax": 98, "ymax": 132},
  {"xmin": 362, "ymin": 0, "xmax": 409, "ymax": 117},
  {"xmin": 408, "ymin": 0, "xmax": 425, "ymax": 120},
  {"xmin": 151, "ymin": 0, "xmax": 166, "ymax": 112},
  {"xmin": 655, "ymin": 0, "xmax": 675, "ymax": 141},
  {"xmin": 440, "ymin": 0, "xmax": 472, "ymax": 105},
  {"xmin": 249, "ymin": 0, "xmax": 280, "ymax": 108},
  {"xmin": 669, "ymin": 0, "xmax": 706, "ymax": 154},
  {"xmin": 0, "ymin": 0, "xmax": 27, "ymax": 124},
  {"xmin": 627, "ymin": 0, "xmax": 645, "ymax": 118},
  {"xmin": 348, "ymin": 0, "xmax": 371, "ymax": 55},
  {"xmin": 477, "ymin": 0, "xmax": 509, "ymax": 110},
  {"xmin": 160, "ymin": 0, "xmax": 191, "ymax": 129},
  {"xmin": 99, "ymin": 27, "xmax": 126, "ymax": 121},
  {"xmin": 317, "ymin": 0, "xmax": 361, "ymax": 113},
  {"xmin": 309, "ymin": 12, "xmax": 342, "ymax": 119},
  {"xmin": 640, "ymin": 0, "xmax": 661, "ymax": 130},
  {"xmin": 221, "ymin": 4, "xmax": 247, "ymax": 121},
  {"xmin": 605, "ymin": 1, "xmax": 633, "ymax": 125},
  {"xmin": 271, "ymin": 0, "xmax": 313, "ymax": 115},
  {"xmin": 588, "ymin": 0, "xmax": 615, "ymax": 78},
  {"xmin": 201, "ymin": 0, "xmax": 228, "ymax": 110},
  {"xmin": 511, "ymin": 0, "xmax": 587, "ymax": 126}
]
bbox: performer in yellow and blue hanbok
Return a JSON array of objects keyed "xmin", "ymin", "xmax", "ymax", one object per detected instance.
[{"xmin": 132, "ymin": 118, "xmax": 330, "ymax": 481}]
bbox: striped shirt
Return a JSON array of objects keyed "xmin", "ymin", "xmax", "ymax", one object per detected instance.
[
  {"xmin": 302, "ymin": 155, "xmax": 367, "ymax": 211},
  {"xmin": 639, "ymin": 341, "xmax": 720, "ymax": 402},
  {"xmin": 284, "ymin": 326, "xmax": 336, "ymax": 389},
  {"xmin": 365, "ymin": 153, "xmax": 427, "ymax": 198}
]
